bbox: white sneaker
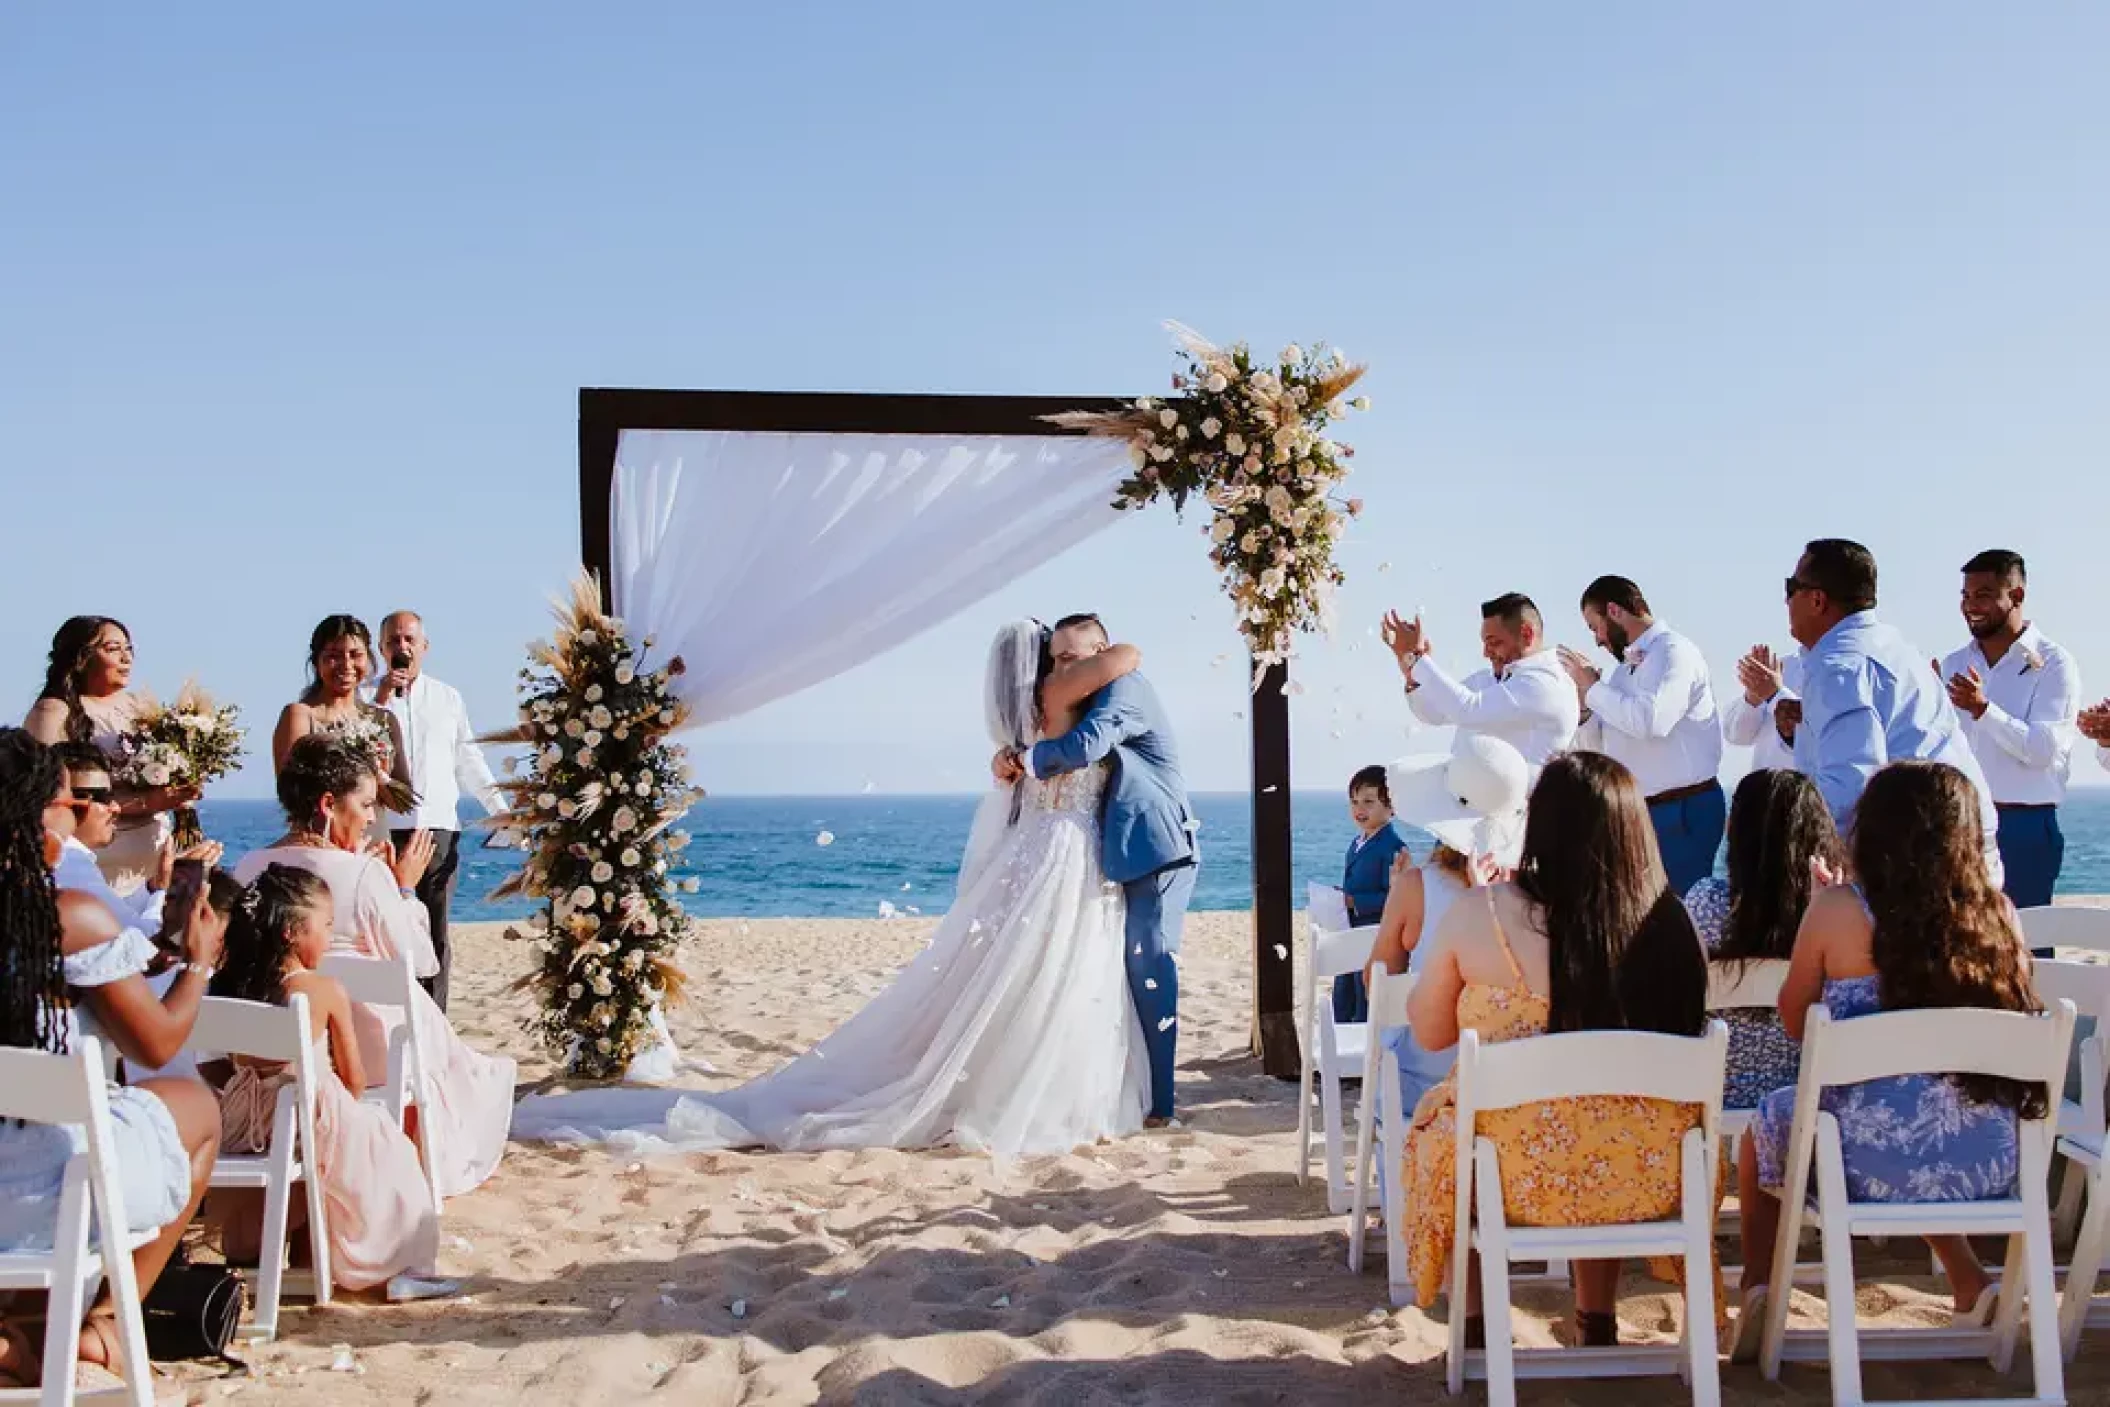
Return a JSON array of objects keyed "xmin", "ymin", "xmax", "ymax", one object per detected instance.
[{"xmin": 386, "ymin": 1273, "xmax": 463, "ymax": 1303}]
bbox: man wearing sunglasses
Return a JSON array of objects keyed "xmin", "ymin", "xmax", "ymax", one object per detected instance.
[
  {"xmin": 1782, "ymin": 538, "xmax": 2000, "ymax": 878},
  {"xmin": 45, "ymin": 743, "xmax": 221, "ymax": 933}
]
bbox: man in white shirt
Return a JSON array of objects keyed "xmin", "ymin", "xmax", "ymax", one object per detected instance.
[
  {"xmin": 1380, "ymin": 592, "xmax": 1579, "ymax": 773},
  {"xmin": 1938, "ymin": 549, "xmax": 2081, "ymax": 910},
  {"xmin": 1558, "ymin": 575, "xmax": 1725, "ymax": 894},
  {"xmin": 370, "ymin": 611, "xmax": 507, "ymax": 1011},
  {"xmin": 1723, "ymin": 645, "xmax": 1803, "ymax": 772}
]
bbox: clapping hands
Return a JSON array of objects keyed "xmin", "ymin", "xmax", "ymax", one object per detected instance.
[
  {"xmin": 2079, "ymin": 701, "xmax": 2110, "ymax": 746},
  {"xmin": 1737, "ymin": 645, "xmax": 1785, "ymax": 706},
  {"xmin": 1380, "ymin": 610, "xmax": 1429, "ymax": 679},
  {"xmin": 1554, "ymin": 645, "xmax": 1600, "ymax": 694}
]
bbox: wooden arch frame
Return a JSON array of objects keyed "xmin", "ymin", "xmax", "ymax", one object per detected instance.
[{"xmin": 578, "ymin": 387, "xmax": 1301, "ymax": 1077}]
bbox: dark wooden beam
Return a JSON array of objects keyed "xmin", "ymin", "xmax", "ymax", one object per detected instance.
[{"xmin": 1249, "ymin": 657, "xmax": 1300, "ymax": 1079}]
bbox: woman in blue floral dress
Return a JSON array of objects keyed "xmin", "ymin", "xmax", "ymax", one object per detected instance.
[
  {"xmin": 1685, "ymin": 769, "xmax": 1842, "ymax": 1111},
  {"xmin": 1725, "ymin": 761, "xmax": 2045, "ymax": 1360}
]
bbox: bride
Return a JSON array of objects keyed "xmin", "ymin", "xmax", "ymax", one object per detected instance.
[{"xmin": 511, "ymin": 620, "xmax": 1151, "ymax": 1161}]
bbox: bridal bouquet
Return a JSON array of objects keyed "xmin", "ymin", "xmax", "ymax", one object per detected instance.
[
  {"xmin": 115, "ymin": 684, "xmax": 247, "ymax": 848},
  {"xmin": 488, "ymin": 574, "xmax": 702, "ymax": 1079},
  {"xmin": 1045, "ymin": 323, "xmax": 1367, "ymax": 671},
  {"xmin": 325, "ymin": 710, "xmax": 416, "ymax": 814}
]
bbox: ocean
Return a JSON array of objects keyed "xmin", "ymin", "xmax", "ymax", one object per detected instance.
[{"xmin": 193, "ymin": 789, "xmax": 2110, "ymax": 923}]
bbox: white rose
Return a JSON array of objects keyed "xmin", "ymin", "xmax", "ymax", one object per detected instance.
[
  {"xmin": 544, "ymin": 723, "xmax": 559, "ymax": 737},
  {"xmin": 1210, "ymin": 518, "xmax": 1234, "ymax": 543},
  {"xmin": 592, "ymin": 861, "xmax": 614, "ymax": 883},
  {"xmin": 1204, "ymin": 372, "xmax": 1228, "ymax": 394},
  {"xmin": 538, "ymin": 792, "xmax": 559, "ymax": 810},
  {"xmin": 142, "ymin": 762, "xmax": 171, "ymax": 787},
  {"xmin": 635, "ymin": 776, "xmax": 654, "ymax": 795},
  {"xmin": 595, "ymin": 1037, "xmax": 612, "ymax": 1053},
  {"xmin": 621, "ymin": 847, "xmax": 641, "ymax": 867},
  {"xmin": 614, "ymin": 726, "xmax": 630, "ymax": 741},
  {"xmin": 584, "ymin": 730, "xmax": 602, "ymax": 748},
  {"xmin": 1133, "ymin": 396, "xmax": 1156, "ymax": 411},
  {"xmin": 591, "ymin": 975, "xmax": 613, "ymax": 997},
  {"xmin": 1239, "ymin": 532, "xmax": 1260, "ymax": 554},
  {"xmin": 1148, "ymin": 444, "xmax": 1174, "ymax": 463},
  {"xmin": 564, "ymin": 719, "xmax": 585, "ymax": 738},
  {"xmin": 658, "ymin": 709, "xmax": 675, "ymax": 724},
  {"xmin": 682, "ymin": 877, "xmax": 701, "ymax": 893},
  {"xmin": 612, "ymin": 806, "xmax": 638, "ymax": 834},
  {"xmin": 624, "ymin": 950, "xmax": 643, "ymax": 970},
  {"xmin": 1224, "ymin": 433, "xmax": 1246, "ymax": 456},
  {"xmin": 668, "ymin": 829, "xmax": 690, "ymax": 851},
  {"xmin": 567, "ymin": 983, "xmax": 583, "ymax": 999},
  {"xmin": 1351, "ymin": 395, "xmax": 1370, "ymax": 412},
  {"xmin": 615, "ymin": 665, "xmax": 635, "ymax": 685},
  {"xmin": 576, "ymin": 749, "xmax": 596, "ymax": 770},
  {"xmin": 558, "ymin": 799, "xmax": 578, "ymax": 819},
  {"xmin": 580, "ymin": 630, "xmax": 599, "ymax": 645},
  {"xmin": 1200, "ymin": 417, "xmax": 1222, "ymax": 439},
  {"xmin": 1280, "ymin": 343, "xmax": 1303, "ymax": 364},
  {"xmin": 1156, "ymin": 408, "xmax": 1177, "ymax": 429},
  {"xmin": 572, "ymin": 885, "xmax": 596, "ymax": 909},
  {"xmin": 590, "ymin": 706, "xmax": 613, "ymax": 729},
  {"xmin": 1174, "ymin": 424, "xmax": 1189, "ymax": 441},
  {"xmin": 585, "ymin": 685, "xmax": 603, "ymax": 703}
]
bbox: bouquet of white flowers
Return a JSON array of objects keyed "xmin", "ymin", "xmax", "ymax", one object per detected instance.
[{"xmin": 114, "ymin": 683, "xmax": 247, "ymax": 847}]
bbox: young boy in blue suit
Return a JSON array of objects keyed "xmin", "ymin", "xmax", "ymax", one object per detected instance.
[{"xmin": 1334, "ymin": 764, "xmax": 1407, "ymax": 1022}]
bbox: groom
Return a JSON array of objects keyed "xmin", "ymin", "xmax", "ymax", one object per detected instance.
[{"xmin": 993, "ymin": 613, "xmax": 1198, "ymax": 1126}]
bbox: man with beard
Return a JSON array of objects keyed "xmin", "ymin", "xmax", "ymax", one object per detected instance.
[
  {"xmin": 1383, "ymin": 592, "xmax": 1579, "ymax": 774},
  {"xmin": 1558, "ymin": 575, "xmax": 1724, "ymax": 893},
  {"xmin": 1937, "ymin": 549, "xmax": 2081, "ymax": 910}
]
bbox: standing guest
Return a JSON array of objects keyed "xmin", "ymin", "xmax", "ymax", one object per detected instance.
[
  {"xmin": 1684, "ymin": 770, "xmax": 1842, "ymax": 1111},
  {"xmin": 1780, "ymin": 538, "xmax": 2000, "ymax": 872},
  {"xmin": 1723, "ymin": 646, "xmax": 1803, "ymax": 772},
  {"xmin": 24, "ymin": 616, "xmax": 200, "ymax": 892},
  {"xmin": 1382, "ymin": 594, "xmax": 1580, "ymax": 773},
  {"xmin": 272, "ymin": 615, "xmax": 415, "ymax": 811},
  {"xmin": 233, "ymin": 735, "xmax": 514, "ymax": 1198},
  {"xmin": 368, "ymin": 611, "xmax": 509, "ymax": 1011},
  {"xmin": 1938, "ymin": 550, "xmax": 2081, "ymax": 912},
  {"xmin": 1398, "ymin": 752, "xmax": 1709, "ymax": 1343},
  {"xmin": 1331, "ymin": 765, "xmax": 1407, "ymax": 1024},
  {"xmin": 206, "ymin": 866, "xmax": 454, "ymax": 1299},
  {"xmin": 0, "ymin": 728, "xmax": 223, "ymax": 1396},
  {"xmin": 1725, "ymin": 761, "xmax": 2044, "ymax": 1359},
  {"xmin": 1363, "ymin": 735, "xmax": 1531, "ymax": 1118},
  {"xmin": 1558, "ymin": 577, "xmax": 1726, "ymax": 894}
]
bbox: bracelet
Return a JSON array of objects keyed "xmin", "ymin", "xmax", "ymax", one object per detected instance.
[
  {"xmin": 181, "ymin": 962, "xmax": 214, "ymax": 979},
  {"xmin": 399, "ymin": 886, "xmax": 416, "ymax": 899}
]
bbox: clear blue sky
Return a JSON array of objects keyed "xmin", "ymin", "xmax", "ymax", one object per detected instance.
[{"xmin": 4, "ymin": 4, "xmax": 2104, "ymax": 799}]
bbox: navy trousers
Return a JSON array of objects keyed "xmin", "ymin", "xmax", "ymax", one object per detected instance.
[
  {"xmin": 1125, "ymin": 861, "xmax": 1197, "ymax": 1120},
  {"xmin": 1998, "ymin": 806, "xmax": 2064, "ymax": 953},
  {"xmin": 1648, "ymin": 781, "xmax": 1727, "ymax": 896}
]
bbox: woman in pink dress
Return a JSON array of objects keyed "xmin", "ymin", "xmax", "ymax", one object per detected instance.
[
  {"xmin": 207, "ymin": 865, "xmax": 447, "ymax": 1296},
  {"xmin": 232, "ymin": 735, "xmax": 514, "ymax": 1197}
]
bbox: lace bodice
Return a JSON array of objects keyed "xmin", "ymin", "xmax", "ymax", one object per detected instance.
[{"xmin": 1032, "ymin": 761, "xmax": 1110, "ymax": 817}]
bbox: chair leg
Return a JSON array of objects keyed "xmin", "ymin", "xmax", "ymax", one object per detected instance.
[
  {"xmin": 1295, "ymin": 1053, "xmax": 1314, "ymax": 1188},
  {"xmin": 1682, "ymin": 1133, "xmax": 1722, "ymax": 1407},
  {"xmin": 2019, "ymin": 1142, "xmax": 2067, "ymax": 1401},
  {"xmin": 1347, "ymin": 1096, "xmax": 1373, "ymax": 1273},
  {"xmin": 251, "ymin": 1168, "xmax": 294, "ymax": 1340},
  {"xmin": 1473, "ymin": 1144, "xmax": 1517, "ymax": 1407},
  {"xmin": 1384, "ymin": 1080, "xmax": 1411, "ymax": 1308},
  {"xmin": 1990, "ymin": 1231, "xmax": 2027, "ymax": 1371},
  {"xmin": 1813, "ymin": 1122, "xmax": 1866, "ymax": 1406},
  {"xmin": 2054, "ymin": 1153, "xmax": 2086, "ymax": 1247},
  {"xmin": 2061, "ymin": 1161, "xmax": 2108, "ymax": 1361},
  {"xmin": 1322, "ymin": 1062, "xmax": 1350, "ymax": 1214},
  {"xmin": 43, "ymin": 1178, "xmax": 91, "ymax": 1407}
]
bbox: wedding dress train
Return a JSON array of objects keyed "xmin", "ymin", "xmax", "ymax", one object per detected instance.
[{"xmin": 510, "ymin": 762, "xmax": 1150, "ymax": 1161}]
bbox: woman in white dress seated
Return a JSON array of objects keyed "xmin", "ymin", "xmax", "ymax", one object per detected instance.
[
  {"xmin": 0, "ymin": 728, "xmax": 223, "ymax": 1396},
  {"xmin": 232, "ymin": 735, "xmax": 514, "ymax": 1198}
]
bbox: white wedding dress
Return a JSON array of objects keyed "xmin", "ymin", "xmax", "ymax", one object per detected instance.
[{"xmin": 510, "ymin": 761, "xmax": 1151, "ymax": 1162}]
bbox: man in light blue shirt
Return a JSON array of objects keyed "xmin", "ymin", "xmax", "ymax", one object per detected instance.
[{"xmin": 1784, "ymin": 538, "xmax": 2000, "ymax": 872}]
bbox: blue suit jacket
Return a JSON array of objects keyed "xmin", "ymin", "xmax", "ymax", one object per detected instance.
[
  {"xmin": 1029, "ymin": 672, "xmax": 1197, "ymax": 886},
  {"xmin": 1343, "ymin": 824, "xmax": 1407, "ymax": 927}
]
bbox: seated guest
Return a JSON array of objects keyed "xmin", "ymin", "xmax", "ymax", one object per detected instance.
[
  {"xmin": 1726, "ymin": 761, "xmax": 2044, "ymax": 1359},
  {"xmin": 24, "ymin": 616, "xmax": 198, "ymax": 892},
  {"xmin": 1685, "ymin": 769, "xmax": 1841, "ymax": 1111},
  {"xmin": 0, "ymin": 728, "xmax": 221, "ymax": 1395},
  {"xmin": 1332, "ymin": 764, "xmax": 1408, "ymax": 1023},
  {"xmin": 206, "ymin": 866, "xmax": 451, "ymax": 1298},
  {"xmin": 232, "ymin": 735, "xmax": 514, "ymax": 1197},
  {"xmin": 1399, "ymin": 752, "xmax": 1709, "ymax": 1346},
  {"xmin": 1364, "ymin": 735, "xmax": 1531, "ymax": 1116},
  {"xmin": 49, "ymin": 743, "xmax": 222, "ymax": 939}
]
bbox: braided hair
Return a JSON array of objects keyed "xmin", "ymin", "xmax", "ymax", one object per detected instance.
[
  {"xmin": 0, "ymin": 727, "xmax": 69, "ymax": 1055},
  {"xmin": 38, "ymin": 616, "xmax": 130, "ymax": 745},
  {"xmin": 211, "ymin": 865, "xmax": 330, "ymax": 1008}
]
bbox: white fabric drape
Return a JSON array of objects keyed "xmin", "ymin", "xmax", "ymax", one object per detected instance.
[{"xmin": 610, "ymin": 429, "xmax": 1134, "ymax": 731}]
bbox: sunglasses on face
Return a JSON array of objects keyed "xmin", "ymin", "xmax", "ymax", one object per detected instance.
[
  {"xmin": 68, "ymin": 786, "xmax": 115, "ymax": 806},
  {"xmin": 1784, "ymin": 576, "xmax": 1815, "ymax": 602}
]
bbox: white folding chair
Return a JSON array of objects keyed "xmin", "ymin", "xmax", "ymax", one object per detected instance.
[
  {"xmin": 319, "ymin": 949, "xmax": 442, "ymax": 1213},
  {"xmin": 1445, "ymin": 1021, "xmax": 1729, "ymax": 1407},
  {"xmin": 191, "ymin": 994, "xmax": 333, "ymax": 1340},
  {"xmin": 0, "ymin": 1037, "xmax": 161, "ymax": 1407},
  {"xmin": 1297, "ymin": 883, "xmax": 1376, "ymax": 1213},
  {"xmin": 1347, "ymin": 962, "xmax": 1414, "ymax": 1303},
  {"xmin": 2019, "ymin": 905, "xmax": 2110, "ymax": 957},
  {"xmin": 1705, "ymin": 958, "xmax": 1789, "ymax": 1250},
  {"xmin": 1758, "ymin": 1002, "xmax": 2075, "ymax": 1405},
  {"xmin": 2031, "ymin": 960, "xmax": 2110, "ymax": 1242}
]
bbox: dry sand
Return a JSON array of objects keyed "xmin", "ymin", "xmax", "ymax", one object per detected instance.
[{"xmin": 160, "ymin": 907, "xmax": 2110, "ymax": 1404}]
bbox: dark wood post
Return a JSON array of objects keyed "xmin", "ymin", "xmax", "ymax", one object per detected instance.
[{"xmin": 1249, "ymin": 657, "xmax": 1300, "ymax": 1079}]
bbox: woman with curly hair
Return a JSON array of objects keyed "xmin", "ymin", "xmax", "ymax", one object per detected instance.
[
  {"xmin": 232, "ymin": 735, "xmax": 513, "ymax": 1198},
  {"xmin": 0, "ymin": 727, "xmax": 221, "ymax": 1395},
  {"xmin": 23, "ymin": 616, "xmax": 200, "ymax": 891},
  {"xmin": 205, "ymin": 865, "xmax": 447, "ymax": 1297},
  {"xmin": 1726, "ymin": 760, "xmax": 2045, "ymax": 1359}
]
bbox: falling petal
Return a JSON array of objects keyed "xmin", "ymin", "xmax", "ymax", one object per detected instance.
[
  {"xmin": 1144, "ymin": 979, "xmax": 1158, "ymax": 990},
  {"xmin": 1157, "ymin": 1016, "xmax": 1177, "ymax": 1031},
  {"xmin": 901, "ymin": 882, "xmax": 913, "ymax": 891},
  {"xmin": 861, "ymin": 781, "xmax": 876, "ymax": 794},
  {"xmin": 1261, "ymin": 785, "xmax": 1278, "ymax": 793},
  {"xmin": 730, "ymin": 1298, "xmax": 747, "ymax": 1318},
  {"xmin": 1377, "ymin": 561, "xmax": 1392, "ymax": 572},
  {"xmin": 609, "ymin": 1296, "xmax": 625, "ymax": 1310},
  {"xmin": 828, "ymin": 1287, "xmax": 849, "ymax": 1301},
  {"xmin": 1273, "ymin": 944, "xmax": 1289, "ymax": 960},
  {"xmin": 816, "ymin": 831, "xmax": 835, "ymax": 847},
  {"xmin": 991, "ymin": 1295, "xmax": 1011, "ymax": 1309}
]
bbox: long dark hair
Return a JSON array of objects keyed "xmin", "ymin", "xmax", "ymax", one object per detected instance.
[
  {"xmin": 1715, "ymin": 770, "xmax": 1842, "ymax": 974},
  {"xmin": 1854, "ymin": 761, "xmax": 2044, "ymax": 1115},
  {"xmin": 211, "ymin": 864, "xmax": 330, "ymax": 1008},
  {"xmin": 1516, "ymin": 752, "xmax": 1706, "ymax": 1037},
  {"xmin": 38, "ymin": 616, "xmax": 130, "ymax": 744},
  {"xmin": 0, "ymin": 728, "xmax": 70, "ymax": 1056},
  {"xmin": 301, "ymin": 615, "xmax": 373, "ymax": 704}
]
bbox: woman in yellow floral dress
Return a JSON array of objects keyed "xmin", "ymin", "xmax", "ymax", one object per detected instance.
[{"xmin": 1401, "ymin": 752, "xmax": 1710, "ymax": 1348}]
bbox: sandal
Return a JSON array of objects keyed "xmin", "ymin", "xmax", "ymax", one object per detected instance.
[
  {"xmin": 73, "ymin": 1315, "xmax": 184, "ymax": 1407},
  {"xmin": 1724, "ymin": 1283, "xmax": 1768, "ymax": 1364}
]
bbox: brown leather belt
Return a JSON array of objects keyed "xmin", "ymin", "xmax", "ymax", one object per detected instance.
[
  {"xmin": 1647, "ymin": 779, "xmax": 1720, "ymax": 806},
  {"xmin": 1994, "ymin": 802, "xmax": 2056, "ymax": 812}
]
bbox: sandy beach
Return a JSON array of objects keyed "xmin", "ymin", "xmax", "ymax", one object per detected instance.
[{"xmin": 155, "ymin": 906, "xmax": 2110, "ymax": 1405}]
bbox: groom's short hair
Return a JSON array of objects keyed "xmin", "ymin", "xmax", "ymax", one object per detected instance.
[{"xmin": 1053, "ymin": 612, "xmax": 1106, "ymax": 641}]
